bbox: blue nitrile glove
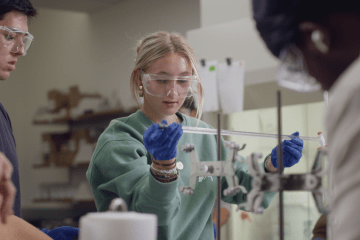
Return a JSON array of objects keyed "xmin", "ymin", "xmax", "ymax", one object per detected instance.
[
  {"xmin": 271, "ymin": 131, "xmax": 303, "ymax": 168},
  {"xmin": 41, "ymin": 226, "xmax": 79, "ymax": 240},
  {"xmin": 143, "ymin": 119, "xmax": 183, "ymax": 160},
  {"xmin": 213, "ymin": 222, "xmax": 217, "ymax": 239}
]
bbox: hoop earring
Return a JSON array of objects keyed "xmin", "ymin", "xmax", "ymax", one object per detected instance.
[
  {"xmin": 311, "ymin": 30, "xmax": 329, "ymax": 54},
  {"xmin": 139, "ymin": 85, "xmax": 144, "ymax": 97}
]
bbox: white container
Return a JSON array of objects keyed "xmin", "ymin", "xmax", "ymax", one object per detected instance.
[{"xmin": 79, "ymin": 211, "xmax": 157, "ymax": 240}]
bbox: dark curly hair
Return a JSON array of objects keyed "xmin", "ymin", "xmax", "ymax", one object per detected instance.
[
  {"xmin": 0, "ymin": 0, "xmax": 37, "ymax": 20},
  {"xmin": 253, "ymin": 0, "xmax": 360, "ymax": 57}
]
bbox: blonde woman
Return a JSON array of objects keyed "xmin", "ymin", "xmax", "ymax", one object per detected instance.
[{"xmin": 86, "ymin": 31, "xmax": 303, "ymax": 239}]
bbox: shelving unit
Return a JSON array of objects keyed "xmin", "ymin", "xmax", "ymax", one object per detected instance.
[
  {"xmin": 33, "ymin": 108, "xmax": 136, "ymax": 129},
  {"xmin": 33, "ymin": 108, "xmax": 136, "ymax": 203}
]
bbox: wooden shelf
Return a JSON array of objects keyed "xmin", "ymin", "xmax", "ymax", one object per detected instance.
[
  {"xmin": 33, "ymin": 163, "xmax": 52, "ymax": 168},
  {"xmin": 33, "ymin": 198, "xmax": 95, "ymax": 204},
  {"xmin": 71, "ymin": 162, "xmax": 90, "ymax": 168},
  {"xmin": 33, "ymin": 198, "xmax": 73, "ymax": 203},
  {"xmin": 32, "ymin": 107, "xmax": 137, "ymax": 208},
  {"xmin": 33, "ymin": 108, "xmax": 137, "ymax": 127},
  {"xmin": 33, "ymin": 162, "xmax": 90, "ymax": 168}
]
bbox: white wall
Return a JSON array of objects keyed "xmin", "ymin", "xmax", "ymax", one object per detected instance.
[
  {"xmin": 0, "ymin": 0, "xmax": 200, "ymax": 208},
  {"xmin": 89, "ymin": 0, "xmax": 201, "ymax": 109},
  {"xmin": 200, "ymin": 0, "xmax": 251, "ymax": 27}
]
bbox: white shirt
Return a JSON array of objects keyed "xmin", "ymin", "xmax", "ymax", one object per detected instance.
[{"xmin": 325, "ymin": 56, "xmax": 360, "ymax": 240}]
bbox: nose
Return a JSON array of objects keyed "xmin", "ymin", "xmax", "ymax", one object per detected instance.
[
  {"xmin": 166, "ymin": 89, "xmax": 179, "ymax": 97},
  {"xmin": 15, "ymin": 43, "xmax": 26, "ymax": 56},
  {"xmin": 166, "ymin": 80, "xmax": 180, "ymax": 96},
  {"xmin": 10, "ymin": 38, "xmax": 26, "ymax": 56}
]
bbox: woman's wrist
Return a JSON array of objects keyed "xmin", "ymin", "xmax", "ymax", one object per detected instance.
[
  {"xmin": 150, "ymin": 159, "xmax": 179, "ymax": 183},
  {"xmin": 265, "ymin": 156, "xmax": 278, "ymax": 173},
  {"xmin": 152, "ymin": 158, "xmax": 176, "ymax": 170}
]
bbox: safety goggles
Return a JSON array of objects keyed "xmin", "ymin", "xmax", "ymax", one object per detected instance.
[
  {"xmin": 141, "ymin": 72, "xmax": 200, "ymax": 98},
  {"xmin": 277, "ymin": 44, "xmax": 321, "ymax": 92},
  {"xmin": 0, "ymin": 26, "xmax": 34, "ymax": 56}
]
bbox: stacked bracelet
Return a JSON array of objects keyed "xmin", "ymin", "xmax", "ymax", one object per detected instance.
[
  {"xmin": 150, "ymin": 165, "xmax": 177, "ymax": 176},
  {"xmin": 150, "ymin": 169, "xmax": 178, "ymax": 183},
  {"xmin": 152, "ymin": 158, "xmax": 177, "ymax": 167},
  {"xmin": 150, "ymin": 165, "xmax": 179, "ymax": 183}
]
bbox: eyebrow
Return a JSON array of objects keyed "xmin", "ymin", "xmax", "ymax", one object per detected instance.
[
  {"xmin": 155, "ymin": 71, "xmax": 191, "ymax": 75},
  {"xmin": 8, "ymin": 27, "xmax": 30, "ymax": 36}
]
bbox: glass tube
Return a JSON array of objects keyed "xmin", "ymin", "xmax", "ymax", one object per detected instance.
[{"xmin": 182, "ymin": 126, "xmax": 320, "ymax": 143}]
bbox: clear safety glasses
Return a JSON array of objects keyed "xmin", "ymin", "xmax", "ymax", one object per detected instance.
[
  {"xmin": 0, "ymin": 26, "xmax": 34, "ymax": 56},
  {"xmin": 142, "ymin": 72, "xmax": 201, "ymax": 98},
  {"xmin": 277, "ymin": 44, "xmax": 321, "ymax": 92}
]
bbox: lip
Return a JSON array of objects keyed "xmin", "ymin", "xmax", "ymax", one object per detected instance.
[
  {"xmin": 163, "ymin": 100, "xmax": 178, "ymax": 107},
  {"xmin": 163, "ymin": 100, "xmax": 178, "ymax": 104},
  {"xmin": 8, "ymin": 61, "xmax": 16, "ymax": 70}
]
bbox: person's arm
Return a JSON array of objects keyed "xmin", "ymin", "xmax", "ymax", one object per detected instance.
[
  {"xmin": 221, "ymin": 132, "xmax": 303, "ymax": 208},
  {"xmin": 0, "ymin": 215, "xmax": 52, "ymax": 240},
  {"xmin": 216, "ymin": 137, "xmax": 275, "ymax": 209},
  {"xmin": 144, "ymin": 120, "xmax": 182, "ymax": 183},
  {"xmin": 221, "ymin": 160, "xmax": 277, "ymax": 209},
  {"xmin": 264, "ymin": 155, "xmax": 278, "ymax": 172},
  {"xmin": 87, "ymin": 121, "xmax": 182, "ymax": 226},
  {"xmin": 0, "ymin": 152, "xmax": 16, "ymax": 224}
]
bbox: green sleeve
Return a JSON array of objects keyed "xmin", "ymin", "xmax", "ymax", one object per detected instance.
[
  {"xmin": 220, "ymin": 153, "xmax": 276, "ymax": 210},
  {"xmin": 87, "ymin": 139, "xmax": 181, "ymax": 226}
]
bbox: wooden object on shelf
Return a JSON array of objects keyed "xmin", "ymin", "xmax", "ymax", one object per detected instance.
[
  {"xmin": 48, "ymin": 85, "xmax": 101, "ymax": 117},
  {"xmin": 34, "ymin": 85, "xmax": 103, "ymax": 123},
  {"xmin": 68, "ymin": 85, "xmax": 101, "ymax": 110},
  {"xmin": 39, "ymin": 129, "xmax": 94, "ymax": 167}
]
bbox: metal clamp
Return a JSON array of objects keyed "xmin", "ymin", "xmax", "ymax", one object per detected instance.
[
  {"xmin": 238, "ymin": 149, "xmax": 330, "ymax": 214},
  {"xmin": 108, "ymin": 198, "xmax": 128, "ymax": 212},
  {"xmin": 179, "ymin": 141, "xmax": 247, "ymax": 196}
]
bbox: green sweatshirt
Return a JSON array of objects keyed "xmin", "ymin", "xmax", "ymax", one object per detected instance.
[{"xmin": 87, "ymin": 110, "xmax": 276, "ymax": 240}]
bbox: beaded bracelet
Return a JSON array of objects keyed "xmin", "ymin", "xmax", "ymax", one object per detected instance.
[
  {"xmin": 150, "ymin": 165, "xmax": 177, "ymax": 176},
  {"xmin": 152, "ymin": 158, "xmax": 177, "ymax": 167},
  {"xmin": 150, "ymin": 168, "xmax": 178, "ymax": 183},
  {"xmin": 151, "ymin": 171, "xmax": 178, "ymax": 179},
  {"xmin": 150, "ymin": 166, "xmax": 178, "ymax": 177},
  {"xmin": 152, "ymin": 175, "xmax": 178, "ymax": 183}
]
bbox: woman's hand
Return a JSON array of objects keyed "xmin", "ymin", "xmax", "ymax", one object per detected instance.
[
  {"xmin": 143, "ymin": 120, "xmax": 183, "ymax": 161},
  {"xmin": 270, "ymin": 131, "xmax": 304, "ymax": 168}
]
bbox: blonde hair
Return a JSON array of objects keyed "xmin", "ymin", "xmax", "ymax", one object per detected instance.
[{"xmin": 130, "ymin": 31, "xmax": 203, "ymax": 121}]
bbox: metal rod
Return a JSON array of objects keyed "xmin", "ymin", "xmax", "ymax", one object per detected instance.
[
  {"xmin": 277, "ymin": 91, "xmax": 284, "ymax": 240},
  {"xmin": 217, "ymin": 113, "xmax": 221, "ymax": 240},
  {"xmin": 182, "ymin": 126, "xmax": 320, "ymax": 143}
]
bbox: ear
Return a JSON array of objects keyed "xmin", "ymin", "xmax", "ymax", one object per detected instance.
[
  {"xmin": 299, "ymin": 21, "xmax": 331, "ymax": 55},
  {"xmin": 134, "ymin": 69, "xmax": 142, "ymax": 86}
]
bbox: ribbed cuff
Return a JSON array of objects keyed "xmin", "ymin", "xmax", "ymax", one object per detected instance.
[{"xmin": 146, "ymin": 172, "xmax": 179, "ymax": 202}]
